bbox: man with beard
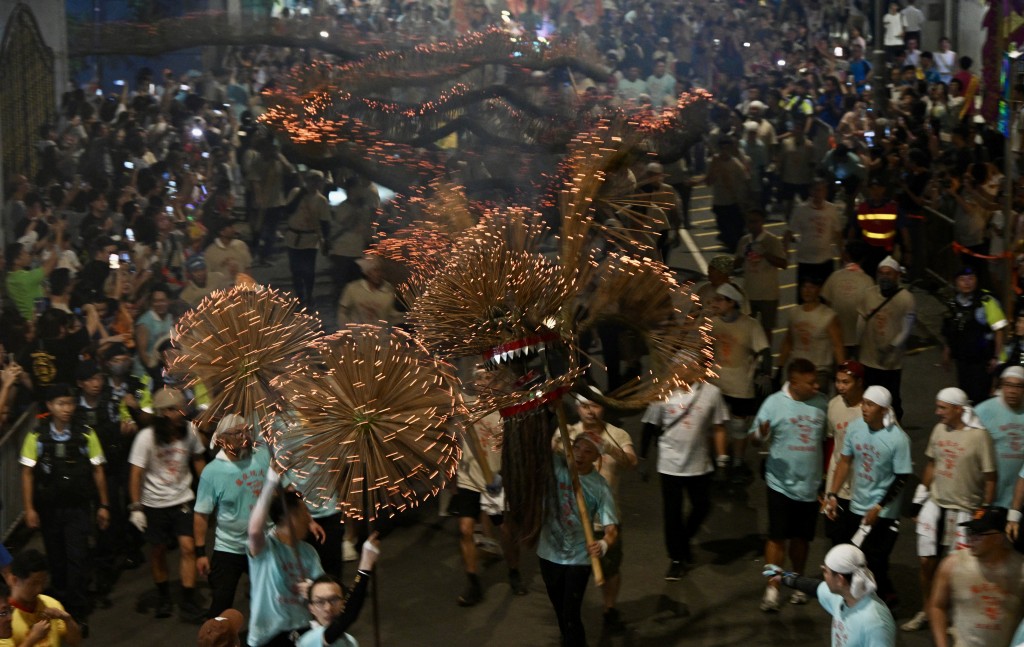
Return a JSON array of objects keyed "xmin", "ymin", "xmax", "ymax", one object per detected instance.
[
  {"xmin": 194, "ymin": 415, "xmax": 270, "ymax": 617},
  {"xmin": 128, "ymin": 388, "xmax": 207, "ymax": 620}
]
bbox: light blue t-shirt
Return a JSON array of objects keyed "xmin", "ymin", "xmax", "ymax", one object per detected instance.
[
  {"xmin": 841, "ymin": 419, "xmax": 913, "ymax": 518},
  {"xmin": 194, "ymin": 446, "xmax": 271, "ymax": 554},
  {"xmin": 975, "ymin": 396, "xmax": 1024, "ymax": 508},
  {"xmin": 247, "ymin": 531, "xmax": 325, "ymax": 647},
  {"xmin": 537, "ymin": 455, "xmax": 618, "ymax": 566},
  {"xmin": 297, "ymin": 625, "xmax": 358, "ymax": 647},
  {"xmin": 1011, "ymin": 616, "xmax": 1024, "ymax": 647},
  {"xmin": 751, "ymin": 390, "xmax": 829, "ymax": 502},
  {"xmin": 816, "ymin": 582, "xmax": 897, "ymax": 647}
]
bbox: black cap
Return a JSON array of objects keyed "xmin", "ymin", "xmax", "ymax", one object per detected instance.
[
  {"xmin": 44, "ymin": 383, "xmax": 75, "ymax": 401},
  {"xmin": 955, "ymin": 265, "xmax": 976, "ymax": 278},
  {"xmin": 959, "ymin": 507, "xmax": 1008, "ymax": 533}
]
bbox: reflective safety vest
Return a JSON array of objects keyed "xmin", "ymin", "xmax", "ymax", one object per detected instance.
[{"xmin": 856, "ymin": 202, "xmax": 899, "ymax": 250}]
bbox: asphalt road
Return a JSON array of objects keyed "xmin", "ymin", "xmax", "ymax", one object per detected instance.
[{"xmin": 64, "ymin": 188, "xmax": 952, "ymax": 646}]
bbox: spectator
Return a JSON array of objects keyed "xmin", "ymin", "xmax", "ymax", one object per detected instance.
[
  {"xmin": 204, "ymin": 218, "xmax": 252, "ymax": 280},
  {"xmin": 299, "ymin": 554, "xmax": 379, "ymax": 647},
  {"xmin": 8, "ymin": 549, "xmax": 83, "ymax": 647},
  {"xmin": 934, "ymin": 37, "xmax": 956, "ymax": 84},
  {"xmin": 179, "ymin": 255, "xmax": 228, "ymax": 309},
  {"xmin": 5, "ymin": 218, "xmax": 64, "ymax": 320},
  {"xmin": 882, "ymin": 3, "xmax": 905, "ymax": 61},
  {"xmin": 134, "ymin": 284, "xmax": 174, "ymax": 383}
]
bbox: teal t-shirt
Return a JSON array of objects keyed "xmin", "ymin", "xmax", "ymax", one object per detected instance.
[
  {"xmin": 1011, "ymin": 616, "xmax": 1024, "ymax": 647},
  {"xmin": 5, "ymin": 267, "xmax": 44, "ymax": 320},
  {"xmin": 841, "ymin": 419, "xmax": 913, "ymax": 518},
  {"xmin": 750, "ymin": 391, "xmax": 828, "ymax": 502},
  {"xmin": 537, "ymin": 455, "xmax": 618, "ymax": 566},
  {"xmin": 975, "ymin": 396, "xmax": 1024, "ymax": 508},
  {"xmin": 247, "ymin": 531, "xmax": 324, "ymax": 647},
  {"xmin": 194, "ymin": 446, "xmax": 271, "ymax": 554},
  {"xmin": 297, "ymin": 625, "xmax": 358, "ymax": 647},
  {"xmin": 816, "ymin": 582, "xmax": 897, "ymax": 647}
]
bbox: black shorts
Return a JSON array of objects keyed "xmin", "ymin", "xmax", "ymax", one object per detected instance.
[
  {"xmin": 595, "ymin": 528, "xmax": 623, "ymax": 579},
  {"xmin": 766, "ymin": 488, "xmax": 818, "ymax": 542},
  {"xmin": 723, "ymin": 395, "xmax": 758, "ymax": 418},
  {"xmin": 447, "ymin": 488, "xmax": 503, "ymax": 524},
  {"xmin": 143, "ymin": 504, "xmax": 194, "ymax": 546}
]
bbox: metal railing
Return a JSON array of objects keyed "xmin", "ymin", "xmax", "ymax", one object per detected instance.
[{"xmin": 0, "ymin": 406, "xmax": 36, "ymax": 542}]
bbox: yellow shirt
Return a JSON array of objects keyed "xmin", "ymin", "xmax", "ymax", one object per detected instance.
[{"xmin": 12, "ymin": 595, "xmax": 67, "ymax": 647}]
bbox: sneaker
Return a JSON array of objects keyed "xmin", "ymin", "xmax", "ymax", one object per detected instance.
[
  {"xmin": 900, "ymin": 611, "xmax": 928, "ymax": 631},
  {"xmin": 155, "ymin": 597, "xmax": 173, "ymax": 619},
  {"xmin": 664, "ymin": 561, "xmax": 685, "ymax": 582},
  {"xmin": 508, "ymin": 570, "xmax": 528, "ymax": 596},
  {"xmin": 789, "ymin": 591, "xmax": 809, "ymax": 605},
  {"xmin": 760, "ymin": 586, "xmax": 781, "ymax": 613},
  {"xmin": 603, "ymin": 608, "xmax": 626, "ymax": 634},
  {"xmin": 342, "ymin": 539, "xmax": 358, "ymax": 562}
]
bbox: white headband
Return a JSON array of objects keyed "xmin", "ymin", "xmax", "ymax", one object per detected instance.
[
  {"xmin": 863, "ymin": 385, "xmax": 895, "ymax": 427},
  {"xmin": 824, "ymin": 544, "xmax": 877, "ymax": 599},
  {"xmin": 936, "ymin": 387, "xmax": 982, "ymax": 428},
  {"xmin": 716, "ymin": 283, "xmax": 745, "ymax": 305}
]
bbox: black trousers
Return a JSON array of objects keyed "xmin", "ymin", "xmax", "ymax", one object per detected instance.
[
  {"xmin": 660, "ymin": 473, "xmax": 712, "ymax": 562},
  {"xmin": 713, "ymin": 204, "xmax": 744, "ymax": 253},
  {"xmin": 539, "ymin": 558, "xmax": 592, "ymax": 647},
  {"xmin": 39, "ymin": 505, "xmax": 91, "ymax": 618},
  {"xmin": 287, "ymin": 248, "xmax": 318, "ymax": 306},
  {"xmin": 955, "ymin": 359, "xmax": 992, "ymax": 406},
  {"xmin": 831, "ymin": 510, "xmax": 900, "ymax": 600},
  {"xmin": 208, "ymin": 550, "xmax": 249, "ymax": 617},
  {"xmin": 864, "ymin": 366, "xmax": 903, "ymax": 421}
]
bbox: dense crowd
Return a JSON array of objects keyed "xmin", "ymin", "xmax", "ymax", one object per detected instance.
[{"xmin": 3, "ymin": 0, "xmax": 1024, "ymax": 646}]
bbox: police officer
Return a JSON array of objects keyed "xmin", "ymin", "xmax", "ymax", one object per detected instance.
[
  {"xmin": 941, "ymin": 266, "xmax": 1008, "ymax": 405},
  {"xmin": 20, "ymin": 383, "xmax": 110, "ymax": 625}
]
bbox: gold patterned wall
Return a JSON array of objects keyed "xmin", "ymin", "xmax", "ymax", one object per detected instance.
[{"xmin": 0, "ymin": 4, "xmax": 55, "ymax": 183}]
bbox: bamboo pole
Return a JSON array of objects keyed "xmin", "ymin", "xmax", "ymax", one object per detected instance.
[{"xmin": 554, "ymin": 399, "xmax": 604, "ymax": 586}]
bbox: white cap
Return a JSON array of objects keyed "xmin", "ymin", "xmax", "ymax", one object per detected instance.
[
  {"xmin": 743, "ymin": 120, "xmax": 760, "ymax": 132},
  {"xmin": 747, "ymin": 100, "xmax": 767, "ymax": 111},
  {"xmin": 716, "ymin": 283, "xmax": 745, "ymax": 305},
  {"xmin": 877, "ymin": 256, "xmax": 902, "ymax": 273},
  {"xmin": 1002, "ymin": 366, "xmax": 1024, "ymax": 381}
]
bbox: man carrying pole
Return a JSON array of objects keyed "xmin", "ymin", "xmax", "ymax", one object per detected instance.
[{"xmin": 538, "ymin": 411, "xmax": 618, "ymax": 647}]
